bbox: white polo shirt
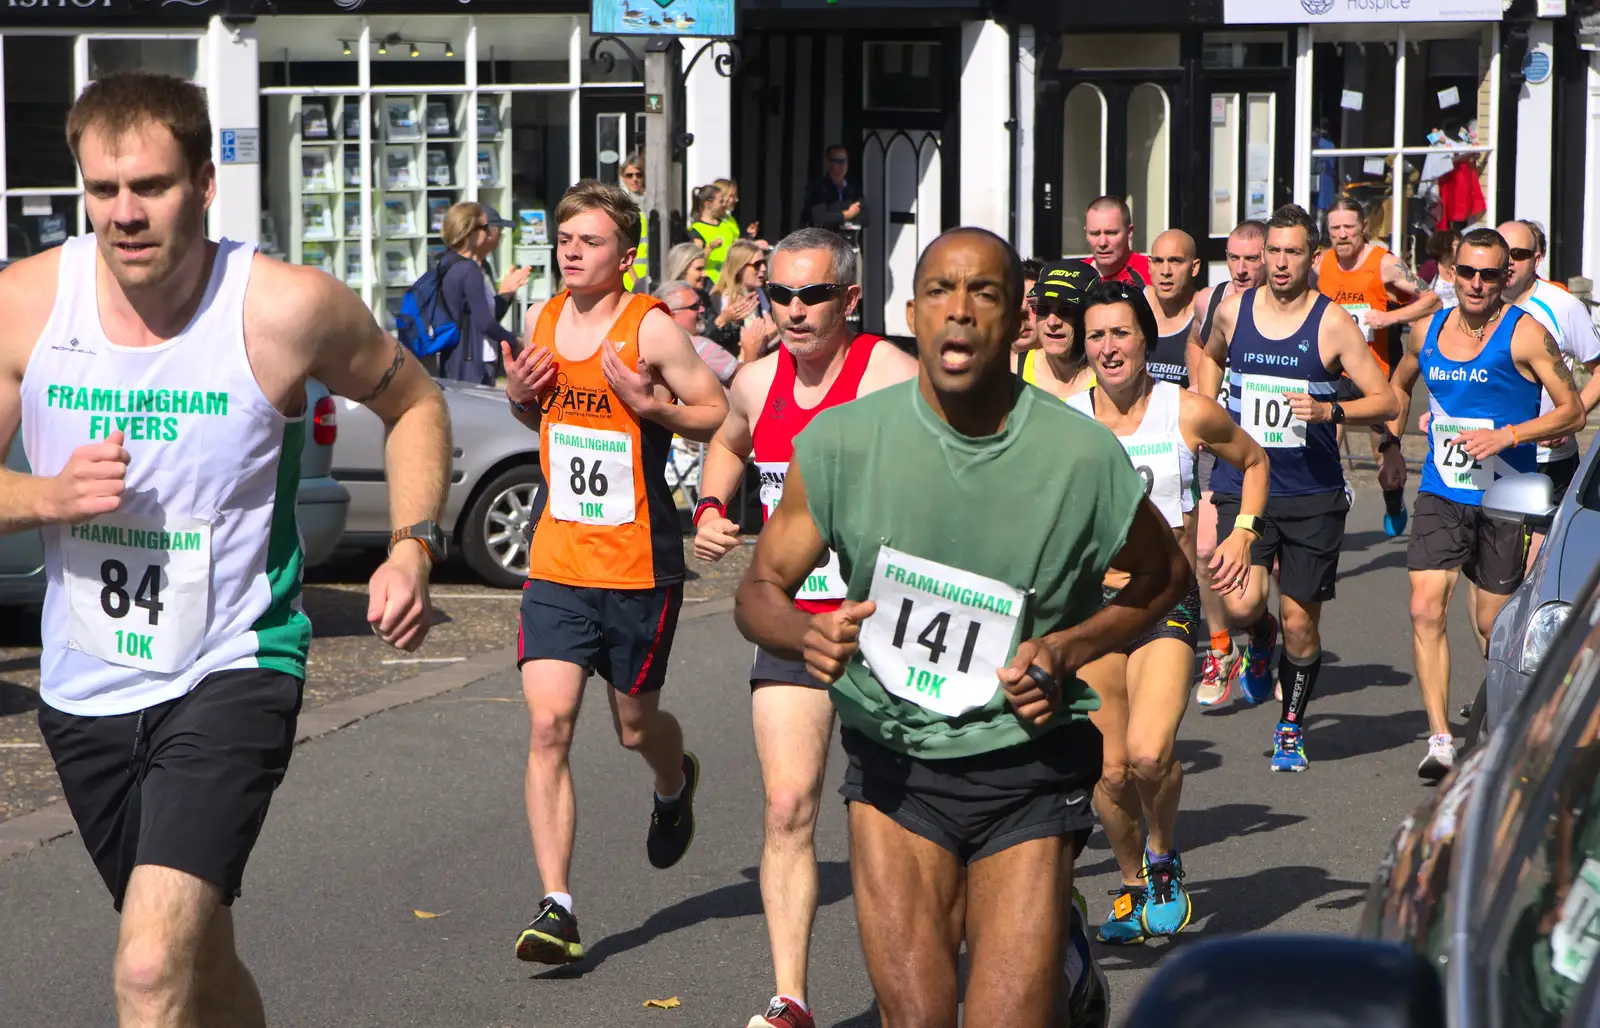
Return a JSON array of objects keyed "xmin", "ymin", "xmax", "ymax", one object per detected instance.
[{"xmin": 1517, "ymin": 279, "xmax": 1600, "ymax": 464}]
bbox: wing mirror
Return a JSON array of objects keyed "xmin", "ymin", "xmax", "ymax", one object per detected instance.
[{"xmin": 1481, "ymin": 471, "xmax": 1557, "ymax": 531}]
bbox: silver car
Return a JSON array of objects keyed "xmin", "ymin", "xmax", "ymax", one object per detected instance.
[
  {"xmin": 1481, "ymin": 433, "xmax": 1600, "ymax": 733},
  {"xmin": 331, "ymin": 379, "xmax": 542, "ymax": 589}
]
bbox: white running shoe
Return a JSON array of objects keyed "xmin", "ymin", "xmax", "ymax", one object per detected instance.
[
  {"xmin": 1417, "ymin": 734, "xmax": 1455, "ymax": 782},
  {"xmin": 1197, "ymin": 645, "xmax": 1240, "ymax": 706}
]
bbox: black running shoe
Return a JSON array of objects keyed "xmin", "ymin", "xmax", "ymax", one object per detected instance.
[
  {"xmin": 515, "ymin": 897, "xmax": 584, "ymax": 964},
  {"xmin": 646, "ymin": 751, "xmax": 699, "ymax": 869}
]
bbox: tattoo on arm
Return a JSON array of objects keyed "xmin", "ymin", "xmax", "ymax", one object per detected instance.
[
  {"xmin": 354, "ymin": 342, "xmax": 405, "ymax": 404},
  {"xmin": 1394, "ymin": 259, "xmax": 1431, "ymax": 295},
  {"xmin": 1538, "ymin": 331, "xmax": 1579, "ymax": 392}
]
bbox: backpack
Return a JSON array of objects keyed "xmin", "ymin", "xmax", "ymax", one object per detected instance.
[{"xmin": 395, "ymin": 253, "xmax": 462, "ymax": 358}]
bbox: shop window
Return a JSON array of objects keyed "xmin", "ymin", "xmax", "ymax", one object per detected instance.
[
  {"xmin": 1313, "ymin": 39, "xmax": 1398, "ymax": 151},
  {"xmin": 256, "ymin": 17, "xmax": 362, "ymax": 88},
  {"xmin": 1060, "ymin": 84, "xmax": 1106, "ymax": 252},
  {"xmin": 87, "ymin": 38, "xmax": 198, "ymax": 82},
  {"xmin": 863, "ymin": 42, "xmax": 943, "ymax": 113},
  {"xmin": 1209, "ymin": 94, "xmax": 1239, "ymax": 238},
  {"xmin": 1125, "ymin": 84, "xmax": 1170, "ymax": 255},
  {"xmin": 4, "ymin": 36, "xmax": 76, "ymax": 190},
  {"xmin": 1059, "ymin": 34, "xmax": 1180, "ymax": 72},
  {"xmin": 6, "ymin": 195, "xmax": 78, "ymax": 259},
  {"xmin": 1202, "ymin": 32, "xmax": 1288, "ymax": 71}
]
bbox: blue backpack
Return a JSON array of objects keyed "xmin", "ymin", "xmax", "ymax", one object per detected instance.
[{"xmin": 395, "ymin": 254, "xmax": 461, "ymax": 359}]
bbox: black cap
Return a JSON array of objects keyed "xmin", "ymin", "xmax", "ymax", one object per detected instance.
[
  {"xmin": 481, "ymin": 204, "xmax": 513, "ymax": 228},
  {"xmin": 1031, "ymin": 258, "xmax": 1100, "ymax": 305}
]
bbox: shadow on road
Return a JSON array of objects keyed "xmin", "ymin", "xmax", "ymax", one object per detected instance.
[
  {"xmin": 830, "ymin": 1005, "xmax": 881, "ymax": 1028},
  {"xmin": 300, "ymin": 585, "xmax": 455, "ymax": 638},
  {"xmin": 1312, "ymin": 660, "xmax": 1413, "ymax": 701},
  {"xmin": 1072, "ymin": 802, "xmax": 1306, "ymax": 879},
  {"xmin": 1340, "ymin": 529, "xmax": 1391, "ymax": 554},
  {"xmin": 1173, "ymin": 738, "xmax": 1222, "ymax": 779},
  {"xmin": 0, "ymin": 679, "xmax": 38, "ymax": 715},
  {"xmin": 534, "ymin": 861, "xmax": 855, "ymax": 978},
  {"xmin": 1302, "ymin": 709, "xmax": 1432, "ymax": 762},
  {"xmin": 1338, "ymin": 549, "xmax": 1409, "ymax": 578}
]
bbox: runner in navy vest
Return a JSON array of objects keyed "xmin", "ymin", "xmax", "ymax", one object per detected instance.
[
  {"xmin": 1384, "ymin": 227, "xmax": 1582, "ymax": 782},
  {"xmin": 1143, "ymin": 228, "xmax": 1200, "ymax": 387},
  {"xmin": 1195, "ymin": 204, "xmax": 1399, "ymax": 772},
  {"xmin": 692, "ymin": 227, "xmax": 917, "ymax": 1028}
]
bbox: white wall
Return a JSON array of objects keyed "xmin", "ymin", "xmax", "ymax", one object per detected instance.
[
  {"xmin": 205, "ymin": 17, "xmax": 261, "ymax": 245},
  {"xmin": 959, "ymin": 19, "xmax": 1009, "ymax": 234},
  {"xmin": 683, "ymin": 39, "xmax": 732, "ymax": 210},
  {"xmin": 1585, "ymin": 52, "xmax": 1600, "ymax": 285},
  {"xmin": 1515, "ymin": 20, "xmax": 1555, "ymax": 274},
  {"xmin": 1015, "ymin": 25, "xmax": 1035, "ymax": 253}
]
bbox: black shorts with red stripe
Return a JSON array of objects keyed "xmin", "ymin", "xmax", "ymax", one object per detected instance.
[{"xmin": 518, "ymin": 579, "xmax": 683, "ymax": 695}]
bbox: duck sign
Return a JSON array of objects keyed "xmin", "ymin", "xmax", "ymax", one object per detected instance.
[{"xmin": 591, "ymin": 0, "xmax": 736, "ymax": 38}]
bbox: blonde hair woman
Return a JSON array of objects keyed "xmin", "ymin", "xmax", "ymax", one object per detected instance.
[
  {"xmin": 709, "ymin": 239, "xmax": 775, "ymax": 360},
  {"xmin": 662, "ymin": 241, "xmax": 708, "ymax": 293},
  {"xmin": 435, "ymin": 200, "xmax": 529, "ymax": 384}
]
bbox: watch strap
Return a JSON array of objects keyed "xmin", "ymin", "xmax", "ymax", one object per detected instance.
[
  {"xmin": 389, "ymin": 522, "xmax": 442, "ymax": 562},
  {"xmin": 693, "ymin": 497, "xmax": 727, "ymax": 527},
  {"xmin": 1234, "ymin": 514, "xmax": 1262, "ymax": 537}
]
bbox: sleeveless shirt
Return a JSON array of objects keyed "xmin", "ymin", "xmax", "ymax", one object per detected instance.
[
  {"xmin": 529, "ymin": 291, "xmax": 684, "ymax": 589},
  {"xmin": 24, "ymin": 236, "xmax": 311, "ymax": 716},
  {"xmin": 1067, "ymin": 381, "xmax": 1196, "ymax": 527},
  {"xmin": 1148, "ymin": 316, "xmax": 1191, "ymax": 387},
  {"xmin": 751, "ymin": 334, "xmax": 883, "ymax": 613},
  {"xmin": 1021, "ymin": 350, "xmax": 1094, "ymax": 393},
  {"xmin": 1318, "ymin": 246, "xmax": 1393, "ymax": 375}
]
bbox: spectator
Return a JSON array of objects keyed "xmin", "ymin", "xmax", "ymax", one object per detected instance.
[
  {"xmin": 437, "ymin": 201, "xmax": 529, "ymax": 385},
  {"xmin": 708, "ymin": 239, "xmax": 777, "ymax": 358},
  {"xmin": 689, "ymin": 184, "xmax": 734, "ymax": 283},
  {"xmin": 662, "ymin": 241, "xmax": 710, "ymax": 299},
  {"xmin": 802, "ymin": 144, "xmax": 867, "ymax": 232},
  {"xmin": 620, "ymin": 151, "xmax": 646, "ymax": 206},
  {"xmin": 656, "ymin": 279, "xmax": 741, "ymax": 386},
  {"xmin": 713, "ymin": 177, "xmax": 764, "ymax": 246},
  {"xmin": 1423, "ymin": 228, "xmax": 1461, "ymax": 307},
  {"xmin": 620, "ymin": 151, "xmax": 649, "ymax": 290},
  {"xmin": 1084, "ymin": 195, "xmax": 1152, "ymax": 286}
]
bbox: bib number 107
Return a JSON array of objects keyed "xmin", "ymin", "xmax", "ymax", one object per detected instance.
[
  {"xmin": 891, "ymin": 598, "xmax": 982, "ymax": 674},
  {"xmin": 1251, "ymin": 395, "xmax": 1294, "ymax": 429}
]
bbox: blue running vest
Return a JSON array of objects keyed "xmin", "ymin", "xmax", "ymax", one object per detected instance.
[
  {"xmin": 1209, "ymin": 289, "xmax": 1344, "ymax": 496},
  {"xmin": 1417, "ymin": 306, "xmax": 1540, "ymax": 507}
]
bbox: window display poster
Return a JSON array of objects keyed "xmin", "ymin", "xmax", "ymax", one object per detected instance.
[
  {"xmin": 1223, "ymin": 0, "xmax": 1502, "ymax": 22},
  {"xmin": 428, "ymin": 197, "xmax": 451, "ymax": 235},
  {"xmin": 1340, "ymin": 89, "xmax": 1363, "ymax": 112},
  {"xmin": 302, "ymin": 196, "xmax": 335, "ymax": 240},
  {"xmin": 1363, "ymin": 156, "xmax": 1388, "ymax": 177},
  {"xmin": 383, "ymin": 244, "xmax": 415, "ymax": 286},
  {"xmin": 38, "ymin": 215, "xmax": 67, "ymax": 248},
  {"xmin": 477, "ymin": 148, "xmax": 499, "ymax": 187},
  {"xmin": 302, "ymin": 101, "xmax": 330, "ymax": 140},
  {"xmin": 302, "ymin": 149, "xmax": 335, "ymax": 191},
  {"xmin": 343, "ymin": 149, "xmax": 363, "ymax": 187},
  {"xmin": 342, "ymin": 104, "xmax": 362, "ymax": 140},
  {"xmin": 344, "ymin": 198, "xmax": 362, "ymax": 238},
  {"xmin": 426, "ymin": 149, "xmax": 452, "ymax": 187},
  {"xmin": 519, "ymin": 209, "xmax": 548, "ymax": 245},
  {"xmin": 301, "ymin": 243, "xmax": 334, "ymax": 275},
  {"xmin": 385, "ymin": 98, "xmax": 422, "ymax": 141},
  {"xmin": 1437, "ymin": 86, "xmax": 1461, "ymax": 109},
  {"xmin": 385, "ymin": 149, "xmax": 417, "ymax": 189},
  {"xmin": 384, "ymin": 197, "xmax": 415, "ymax": 236},
  {"xmin": 425, "ymin": 101, "xmax": 452, "ymax": 137},
  {"xmin": 591, "ymin": 0, "xmax": 735, "ymax": 38}
]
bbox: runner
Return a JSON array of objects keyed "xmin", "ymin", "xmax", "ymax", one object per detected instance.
[
  {"xmin": 1142, "ymin": 229, "xmax": 1201, "ymax": 387},
  {"xmin": 1013, "ymin": 258, "xmax": 1100, "ymax": 399},
  {"xmin": 1315, "ymin": 197, "xmax": 1440, "ymax": 537},
  {"xmin": 691, "ymin": 228, "xmax": 917, "ymax": 1028},
  {"xmin": 1385, "ymin": 228, "xmax": 1583, "ymax": 781},
  {"xmin": 734, "ymin": 226, "xmax": 1190, "ymax": 1027},
  {"xmin": 2, "ymin": 73, "xmax": 451, "ymax": 1026},
  {"xmin": 1085, "ymin": 196, "xmax": 1153, "ymax": 286},
  {"xmin": 1190, "ymin": 220, "xmax": 1268, "ymax": 706},
  {"xmin": 502, "ymin": 180, "xmax": 728, "ymax": 964},
  {"xmin": 1196, "ymin": 204, "xmax": 1399, "ymax": 771},
  {"xmin": 1066, "ymin": 281, "xmax": 1268, "ymax": 945},
  {"xmin": 1015, "ymin": 256, "xmax": 1044, "ymax": 356}
]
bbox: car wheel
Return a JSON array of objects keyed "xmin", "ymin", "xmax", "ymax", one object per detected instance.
[{"xmin": 462, "ymin": 464, "xmax": 544, "ymax": 589}]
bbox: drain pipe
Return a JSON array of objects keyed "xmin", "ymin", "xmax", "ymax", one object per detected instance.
[{"xmin": 1006, "ymin": 17, "xmax": 1020, "ymax": 248}]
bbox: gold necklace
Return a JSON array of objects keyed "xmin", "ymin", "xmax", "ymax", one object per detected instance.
[{"xmin": 1459, "ymin": 304, "xmax": 1504, "ymax": 342}]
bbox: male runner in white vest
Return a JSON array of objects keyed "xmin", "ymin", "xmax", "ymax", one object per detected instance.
[{"xmin": 0, "ymin": 73, "xmax": 451, "ymax": 1027}]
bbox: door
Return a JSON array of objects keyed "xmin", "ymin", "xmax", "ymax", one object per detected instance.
[
  {"xmin": 1195, "ymin": 77, "xmax": 1293, "ymax": 283},
  {"xmin": 1037, "ymin": 76, "xmax": 1180, "ymax": 261},
  {"xmin": 579, "ymin": 96, "xmax": 646, "ymax": 186},
  {"xmin": 860, "ymin": 128, "xmax": 942, "ymax": 339}
]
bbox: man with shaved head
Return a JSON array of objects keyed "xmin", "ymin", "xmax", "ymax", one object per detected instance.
[
  {"xmin": 1144, "ymin": 228, "xmax": 1202, "ymax": 387},
  {"xmin": 735, "ymin": 226, "xmax": 1187, "ymax": 1026},
  {"xmin": 1085, "ymin": 195, "xmax": 1153, "ymax": 286}
]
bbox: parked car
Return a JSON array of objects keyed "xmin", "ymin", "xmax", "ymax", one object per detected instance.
[
  {"xmin": 0, "ymin": 380, "xmax": 350, "ymax": 607},
  {"xmin": 332, "ymin": 378, "xmax": 542, "ymax": 589},
  {"xmin": 1481, "ymin": 433, "xmax": 1600, "ymax": 736},
  {"xmin": 1122, "ymin": 555, "xmax": 1600, "ymax": 1028}
]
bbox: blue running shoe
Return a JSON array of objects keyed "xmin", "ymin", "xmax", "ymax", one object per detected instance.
[
  {"xmin": 1064, "ymin": 890, "xmax": 1110, "ymax": 1027},
  {"xmin": 1383, "ymin": 507, "xmax": 1409, "ymax": 538},
  {"xmin": 1096, "ymin": 885, "xmax": 1148, "ymax": 946},
  {"xmin": 1238, "ymin": 614, "xmax": 1278, "ymax": 706},
  {"xmin": 1140, "ymin": 850, "xmax": 1193, "ymax": 937},
  {"xmin": 1271, "ymin": 720, "xmax": 1308, "ymax": 772}
]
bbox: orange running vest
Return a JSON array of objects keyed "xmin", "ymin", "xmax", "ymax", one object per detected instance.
[
  {"xmin": 528, "ymin": 291, "xmax": 685, "ymax": 590},
  {"xmin": 1318, "ymin": 246, "xmax": 1393, "ymax": 375}
]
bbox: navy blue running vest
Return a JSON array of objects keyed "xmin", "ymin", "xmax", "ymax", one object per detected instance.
[{"xmin": 1209, "ymin": 288, "xmax": 1344, "ymax": 496}]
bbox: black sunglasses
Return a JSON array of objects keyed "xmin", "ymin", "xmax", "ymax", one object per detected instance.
[
  {"xmin": 1036, "ymin": 300, "xmax": 1081, "ymax": 321},
  {"xmin": 1455, "ymin": 264, "xmax": 1506, "ymax": 284},
  {"xmin": 1508, "ymin": 247, "xmax": 1537, "ymax": 262},
  {"xmin": 766, "ymin": 282, "xmax": 846, "ymax": 306}
]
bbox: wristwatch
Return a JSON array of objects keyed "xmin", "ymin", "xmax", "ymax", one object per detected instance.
[
  {"xmin": 693, "ymin": 497, "xmax": 727, "ymax": 527},
  {"xmin": 389, "ymin": 520, "xmax": 448, "ymax": 563},
  {"xmin": 1328, "ymin": 401, "xmax": 1347, "ymax": 425},
  {"xmin": 1234, "ymin": 514, "xmax": 1262, "ymax": 538}
]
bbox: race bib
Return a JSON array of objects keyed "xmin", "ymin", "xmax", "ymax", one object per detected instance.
[
  {"xmin": 1551, "ymin": 857, "xmax": 1600, "ymax": 983},
  {"xmin": 756, "ymin": 461, "xmax": 845, "ymax": 601},
  {"xmin": 548, "ymin": 424, "xmax": 636, "ymax": 525},
  {"xmin": 858, "ymin": 546, "xmax": 1025, "ymax": 719},
  {"xmin": 1240, "ymin": 375, "xmax": 1308, "ymax": 449},
  {"xmin": 1343, "ymin": 302, "xmax": 1374, "ymax": 343},
  {"xmin": 1430, "ymin": 416, "xmax": 1495, "ymax": 491},
  {"xmin": 64, "ymin": 514, "xmax": 211, "ymax": 674},
  {"xmin": 1117, "ymin": 433, "xmax": 1185, "ymax": 527}
]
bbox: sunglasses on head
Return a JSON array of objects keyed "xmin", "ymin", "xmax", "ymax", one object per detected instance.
[
  {"xmin": 766, "ymin": 282, "xmax": 846, "ymax": 306},
  {"xmin": 1455, "ymin": 264, "xmax": 1506, "ymax": 284},
  {"xmin": 1508, "ymin": 247, "xmax": 1536, "ymax": 262}
]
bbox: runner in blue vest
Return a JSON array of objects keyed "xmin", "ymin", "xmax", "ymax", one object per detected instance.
[
  {"xmin": 1384, "ymin": 227, "xmax": 1583, "ymax": 781},
  {"xmin": 1195, "ymin": 204, "xmax": 1399, "ymax": 771}
]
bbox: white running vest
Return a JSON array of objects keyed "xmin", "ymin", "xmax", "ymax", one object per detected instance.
[
  {"xmin": 1068, "ymin": 380, "xmax": 1196, "ymax": 528},
  {"xmin": 22, "ymin": 236, "xmax": 311, "ymax": 716}
]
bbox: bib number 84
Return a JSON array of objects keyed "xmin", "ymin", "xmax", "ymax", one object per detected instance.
[{"xmin": 100, "ymin": 558, "xmax": 164, "ymax": 625}]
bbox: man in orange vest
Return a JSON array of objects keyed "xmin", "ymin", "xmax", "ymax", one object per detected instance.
[{"xmin": 1314, "ymin": 198, "xmax": 1440, "ymax": 536}]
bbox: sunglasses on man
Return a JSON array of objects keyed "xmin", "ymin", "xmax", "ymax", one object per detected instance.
[
  {"xmin": 1507, "ymin": 247, "xmax": 1537, "ymax": 262},
  {"xmin": 765, "ymin": 282, "xmax": 847, "ymax": 306},
  {"xmin": 1455, "ymin": 264, "xmax": 1506, "ymax": 284}
]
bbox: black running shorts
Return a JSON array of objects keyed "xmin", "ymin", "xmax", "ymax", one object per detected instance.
[
  {"xmin": 1406, "ymin": 492, "xmax": 1528, "ymax": 595},
  {"xmin": 1539, "ymin": 452, "xmax": 1581, "ymax": 506},
  {"xmin": 750, "ymin": 646, "xmax": 826, "ymax": 689},
  {"xmin": 518, "ymin": 579, "xmax": 684, "ymax": 695},
  {"xmin": 1212, "ymin": 489, "xmax": 1349, "ymax": 605},
  {"xmin": 1102, "ymin": 583, "xmax": 1203, "ymax": 654},
  {"xmin": 839, "ymin": 721, "xmax": 1101, "ymax": 864},
  {"xmin": 37, "ymin": 668, "xmax": 303, "ymax": 911}
]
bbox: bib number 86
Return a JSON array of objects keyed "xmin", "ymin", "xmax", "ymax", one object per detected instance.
[
  {"xmin": 100, "ymin": 559, "xmax": 164, "ymax": 625},
  {"xmin": 567, "ymin": 456, "xmax": 609, "ymax": 497},
  {"xmin": 891, "ymin": 597, "xmax": 982, "ymax": 674}
]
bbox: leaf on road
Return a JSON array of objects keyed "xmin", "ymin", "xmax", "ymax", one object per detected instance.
[
  {"xmin": 412, "ymin": 909, "xmax": 446, "ymax": 919},
  {"xmin": 642, "ymin": 997, "xmax": 681, "ymax": 1009}
]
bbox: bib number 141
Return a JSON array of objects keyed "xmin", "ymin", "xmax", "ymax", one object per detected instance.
[{"xmin": 891, "ymin": 597, "xmax": 983, "ymax": 676}]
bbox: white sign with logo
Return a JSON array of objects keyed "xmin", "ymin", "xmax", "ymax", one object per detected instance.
[{"xmin": 1224, "ymin": 0, "xmax": 1503, "ymax": 23}]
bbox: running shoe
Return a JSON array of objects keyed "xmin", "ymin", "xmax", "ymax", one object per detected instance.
[
  {"xmin": 1196, "ymin": 645, "xmax": 1240, "ymax": 706},
  {"xmin": 515, "ymin": 897, "xmax": 584, "ymax": 964},
  {"xmin": 1096, "ymin": 885, "xmax": 1148, "ymax": 946},
  {"xmin": 1065, "ymin": 894, "xmax": 1110, "ymax": 1027},
  {"xmin": 1239, "ymin": 614, "xmax": 1278, "ymax": 706},
  {"xmin": 746, "ymin": 997, "xmax": 814, "ymax": 1028},
  {"xmin": 1271, "ymin": 720, "xmax": 1308, "ymax": 772},
  {"xmin": 1140, "ymin": 850, "xmax": 1193, "ymax": 937},
  {"xmin": 1383, "ymin": 507, "xmax": 1409, "ymax": 538},
  {"xmin": 1418, "ymin": 734, "xmax": 1455, "ymax": 782},
  {"xmin": 647, "ymin": 751, "xmax": 700, "ymax": 869}
]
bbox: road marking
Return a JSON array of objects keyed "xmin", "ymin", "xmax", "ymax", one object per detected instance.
[
  {"xmin": 0, "ymin": 742, "xmax": 41, "ymax": 748},
  {"xmin": 381, "ymin": 657, "xmax": 468, "ymax": 665},
  {"xmin": 427, "ymin": 593, "xmax": 522, "ymax": 600}
]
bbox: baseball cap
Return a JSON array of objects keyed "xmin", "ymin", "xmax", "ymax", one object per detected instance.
[
  {"xmin": 481, "ymin": 204, "xmax": 513, "ymax": 228},
  {"xmin": 1031, "ymin": 258, "xmax": 1100, "ymax": 305}
]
